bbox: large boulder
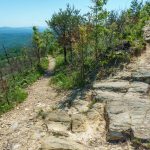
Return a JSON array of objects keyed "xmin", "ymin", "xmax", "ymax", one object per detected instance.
[{"xmin": 41, "ymin": 136, "xmax": 87, "ymax": 150}]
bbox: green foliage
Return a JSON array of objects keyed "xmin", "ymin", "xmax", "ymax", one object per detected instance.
[
  {"xmin": 46, "ymin": 4, "xmax": 84, "ymax": 63},
  {"xmin": 55, "ymin": 55, "xmax": 64, "ymax": 69},
  {"xmin": 12, "ymin": 68, "xmax": 41, "ymax": 88},
  {"xmin": 0, "ymin": 87, "xmax": 27, "ymax": 115},
  {"xmin": 51, "ymin": 58, "xmax": 79, "ymax": 89},
  {"xmin": 47, "ymin": 1, "xmax": 150, "ymax": 90},
  {"xmin": 10, "ymin": 87, "xmax": 28, "ymax": 103},
  {"xmin": 0, "ymin": 102, "xmax": 14, "ymax": 115},
  {"xmin": 107, "ymin": 51, "xmax": 130, "ymax": 66},
  {"xmin": 37, "ymin": 57, "xmax": 49, "ymax": 74},
  {"xmin": 0, "ymin": 54, "xmax": 49, "ymax": 115}
]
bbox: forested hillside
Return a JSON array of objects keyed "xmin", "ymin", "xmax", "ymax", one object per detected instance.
[
  {"xmin": 0, "ymin": 27, "xmax": 46, "ymax": 53},
  {"xmin": 0, "ymin": 27, "xmax": 32, "ymax": 52}
]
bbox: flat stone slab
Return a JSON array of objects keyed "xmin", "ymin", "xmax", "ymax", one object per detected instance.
[
  {"xmin": 41, "ymin": 136, "xmax": 87, "ymax": 150},
  {"xmin": 93, "ymin": 80, "xmax": 130, "ymax": 92},
  {"xmin": 94, "ymin": 80, "xmax": 150, "ymax": 142},
  {"xmin": 46, "ymin": 122, "xmax": 70, "ymax": 137},
  {"xmin": 45, "ymin": 110, "xmax": 71, "ymax": 123},
  {"xmin": 128, "ymin": 82, "xmax": 150, "ymax": 94},
  {"xmin": 94, "ymin": 90, "xmax": 124, "ymax": 102},
  {"xmin": 132, "ymin": 69, "xmax": 150, "ymax": 84}
]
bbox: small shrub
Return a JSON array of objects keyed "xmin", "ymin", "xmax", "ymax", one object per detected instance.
[
  {"xmin": 12, "ymin": 87, "xmax": 28, "ymax": 103},
  {"xmin": 37, "ymin": 57, "xmax": 49, "ymax": 74},
  {"xmin": 37, "ymin": 109, "xmax": 47, "ymax": 119},
  {"xmin": 108, "ymin": 51, "xmax": 130, "ymax": 66},
  {"xmin": 0, "ymin": 103, "xmax": 14, "ymax": 115},
  {"xmin": 55, "ymin": 55, "xmax": 64, "ymax": 69},
  {"xmin": 50, "ymin": 69, "xmax": 81, "ymax": 90}
]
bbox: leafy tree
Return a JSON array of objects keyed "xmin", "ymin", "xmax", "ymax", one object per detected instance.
[
  {"xmin": 90, "ymin": 0, "xmax": 108, "ymax": 58},
  {"xmin": 32, "ymin": 26, "xmax": 43, "ymax": 64},
  {"xmin": 46, "ymin": 4, "xmax": 83, "ymax": 63},
  {"xmin": 130, "ymin": 0, "xmax": 143, "ymax": 22}
]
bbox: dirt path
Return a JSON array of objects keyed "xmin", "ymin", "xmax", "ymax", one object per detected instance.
[{"xmin": 0, "ymin": 56, "xmax": 68, "ymax": 150}]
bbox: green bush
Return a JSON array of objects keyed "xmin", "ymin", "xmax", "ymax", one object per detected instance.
[
  {"xmin": 0, "ymin": 87, "xmax": 27, "ymax": 115},
  {"xmin": 9, "ymin": 87, "xmax": 28, "ymax": 103},
  {"xmin": 55, "ymin": 55, "xmax": 64, "ymax": 69},
  {"xmin": 50, "ymin": 69, "xmax": 81, "ymax": 90},
  {"xmin": 0, "ymin": 57, "xmax": 49, "ymax": 115},
  {"xmin": 131, "ymin": 41, "xmax": 145, "ymax": 56},
  {"xmin": 40, "ymin": 57, "xmax": 49, "ymax": 71},
  {"xmin": 108, "ymin": 51, "xmax": 130, "ymax": 66},
  {"xmin": 0, "ymin": 102, "xmax": 14, "ymax": 115},
  {"xmin": 37, "ymin": 57, "xmax": 49, "ymax": 74}
]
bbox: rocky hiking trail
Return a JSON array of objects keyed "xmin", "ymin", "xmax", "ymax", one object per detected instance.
[
  {"xmin": 0, "ymin": 56, "xmax": 69, "ymax": 150},
  {"xmin": 0, "ymin": 45, "xmax": 150, "ymax": 150}
]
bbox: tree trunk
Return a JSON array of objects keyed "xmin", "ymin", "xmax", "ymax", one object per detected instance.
[
  {"xmin": 70, "ymin": 42, "xmax": 73, "ymax": 64},
  {"xmin": 64, "ymin": 46, "xmax": 67, "ymax": 64},
  {"xmin": 95, "ymin": 2, "xmax": 98, "ymax": 59},
  {"xmin": 37, "ymin": 48, "xmax": 41, "ymax": 65}
]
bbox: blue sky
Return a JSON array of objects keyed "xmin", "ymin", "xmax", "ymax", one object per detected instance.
[{"xmin": 0, "ymin": 0, "xmax": 147, "ymax": 27}]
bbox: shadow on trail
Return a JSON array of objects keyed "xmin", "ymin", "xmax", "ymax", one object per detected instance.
[
  {"xmin": 58, "ymin": 88, "xmax": 90, "ymax": 109},
  {"xmin": 58, "ymin": 69, "xmax": 99, "ymax": 109}
]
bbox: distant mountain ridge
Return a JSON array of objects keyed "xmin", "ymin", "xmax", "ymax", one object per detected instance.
[{"xmin": 0, "ymin": 27, "xmax": 46, "ymax": 52}]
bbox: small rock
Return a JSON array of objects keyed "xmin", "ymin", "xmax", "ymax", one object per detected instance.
[
  {"xmin": 45, "ymin": 110, "xmax": 71, "ymax": 123},
  {"xmin": 94, "ymin": 90, "xmax": 124, "ymax": 103},
  {"xmin": 92, "ymin": 103, "xmax": 104, "ymax": 115},
  {"xmin": 12, "ymin": 143, "xmax": 21, "ymax": 150},
  {"xmin": 71, "ymin": 114, "xmax": 88, "ymax": 133},
  {"xmin": 11, "ymin": 122, "xmax": 19, "ymax": 131},
  {"xmin": 47, "ymin": 122, "xmax": 70, "ymax": 137},
  {"xmin": 72, "ymin": 100, "xmax": 89, "ymax": 113}
]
